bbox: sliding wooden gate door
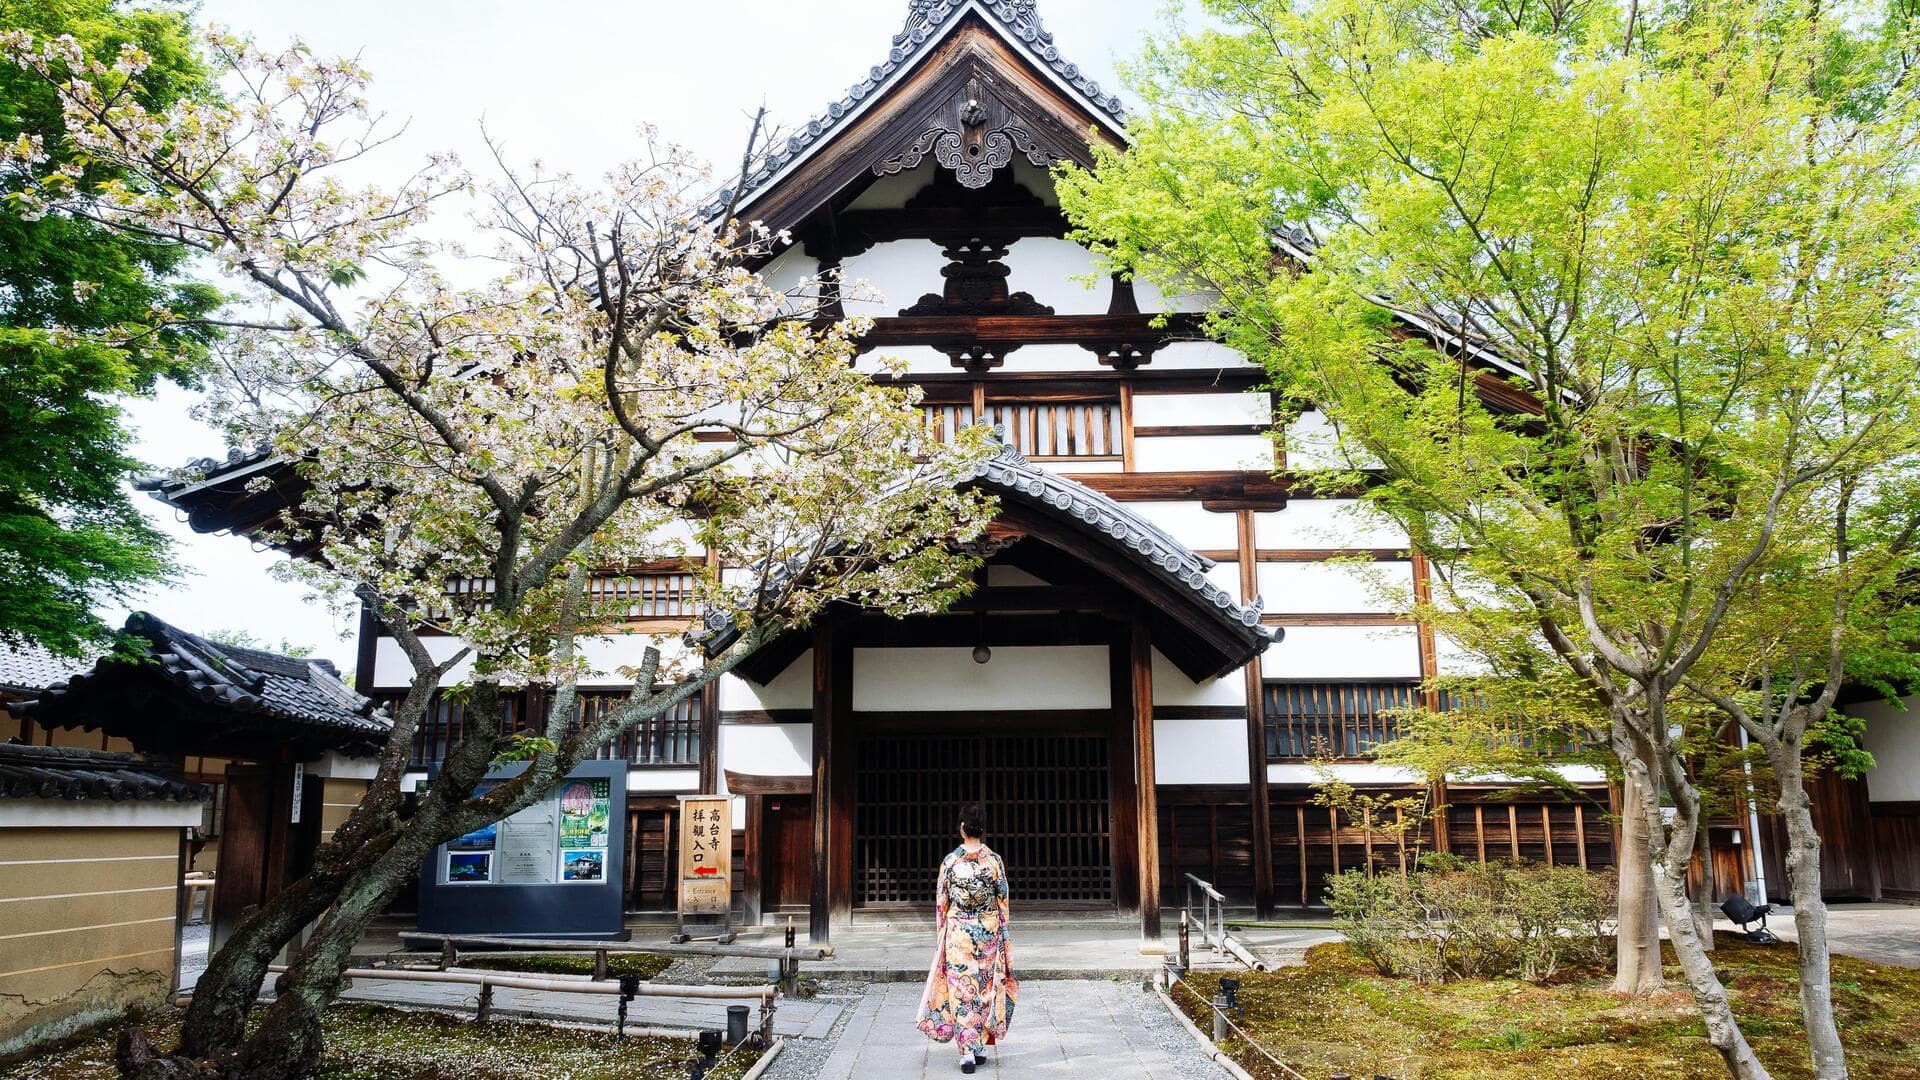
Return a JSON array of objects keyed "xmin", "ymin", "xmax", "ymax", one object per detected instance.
[{"xmin": 853, "ymin": 730, "xmax": 1113, "ymax": 908}]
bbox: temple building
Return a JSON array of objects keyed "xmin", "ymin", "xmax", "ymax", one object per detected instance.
[{"xmin": 121, "ymin": 0, "xmax": 1917, "ymax": 943}]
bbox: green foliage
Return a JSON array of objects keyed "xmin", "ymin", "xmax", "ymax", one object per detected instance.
[
  {"xmin": 1327, "ymin": 863, "xmax": 1615, "ymax": 983},
  {"xmin": 0, "ymin": 0, "xmax": 220, "ymax": 655}
]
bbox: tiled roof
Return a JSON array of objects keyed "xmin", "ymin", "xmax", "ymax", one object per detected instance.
[
  {"xmin": 691, "ymin": 435, "xmax": 1272, "ymax": 657},
  {"xmin": 0, "ymin": 743, "xmax": 211, "ymax": 803},
  {"xmin": 133, "ymin": 442, "xmax": 279, "ymax": 496},
  {"xmin": 0, "ymin": 642, "xmax": 100, "ymax": 695},
  {"xmin": 13, "ymin": 612, "xmax": 390, "ymax": 756},
  {"xmin": 705, "ymin": 0, "xmax": 1127, "ymax": 219}
]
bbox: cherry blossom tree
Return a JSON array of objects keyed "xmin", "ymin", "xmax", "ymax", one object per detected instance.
[{"xmin": 5, "ymin": 30, "xmax": 995, "ymax": 1078}]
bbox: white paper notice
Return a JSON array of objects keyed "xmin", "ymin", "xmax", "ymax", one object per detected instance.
[{"xmin": 495, "ymin": 797, "xmax": 559, "ymax": 885}]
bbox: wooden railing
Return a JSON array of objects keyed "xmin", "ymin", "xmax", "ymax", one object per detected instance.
[
  {"xmin": 921, "ymin": 398, "xmax": 1123, "ymax": 460},
  {"xmin": 417, "ymin": 571, "xmax": 697, "ymax": 622},
  {"xmin": 387, "ymin": 688, "xmax": 702, "ymax": 769}
]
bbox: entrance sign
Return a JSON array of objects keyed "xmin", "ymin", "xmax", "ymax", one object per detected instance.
[
  {"xmin": 675, "ymin": 794, "xmax": 733, "ymax": 941},
  {"xmin": 416, "ymin": 759, "xmax": 627, "ymax": 939}
]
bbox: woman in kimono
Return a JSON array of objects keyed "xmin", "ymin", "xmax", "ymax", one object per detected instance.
[{"xmin": 916, "ymin": 803, "xmax": 1017, "ymax": 1073}]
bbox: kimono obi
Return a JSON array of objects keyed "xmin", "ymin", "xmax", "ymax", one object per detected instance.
[{"xmin": 946, "ymin": 854, "xmax": 999, "ymax": 916}]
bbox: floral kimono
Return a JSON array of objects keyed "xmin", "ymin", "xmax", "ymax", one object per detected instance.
[{"xmin": 916, "ymin": 843, "xmax": 1018, "ymax": 1053}]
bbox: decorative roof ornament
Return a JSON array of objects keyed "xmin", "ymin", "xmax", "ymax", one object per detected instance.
[{"xmin": 703, "ymin": 0, "xmax": 1127, "ymax": 219}]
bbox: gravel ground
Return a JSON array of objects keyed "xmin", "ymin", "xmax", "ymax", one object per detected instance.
[{"xmin": 759, "ymin": 980, "xmax": 872, "ymax": 1080}]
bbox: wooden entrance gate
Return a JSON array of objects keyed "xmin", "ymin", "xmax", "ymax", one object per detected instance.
[{"xmin": 853, "ymin": 732, "xmax": 1114, "ymax": 908}]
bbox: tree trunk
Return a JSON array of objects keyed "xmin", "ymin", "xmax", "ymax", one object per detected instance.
[
  {"xmin": 1645, "ymin": 771, "xmax": 1773, "ymax": 1080},
  {"xmin": 1696, "ymin": 826, "xmax": 1717, "ymax": 953},
  {"xmin": 1613, "ymin": 755, "xmax": 1665, "ymax": 994},
  {"xmin": 1777, "ymin": 753, "xmax": 1850, "ymax": 1080}
]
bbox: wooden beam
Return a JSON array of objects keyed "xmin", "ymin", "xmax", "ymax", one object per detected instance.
[
  {"xmin": 724, "ymin": 770, "xmax": 812, "ymax": 795},
  {"xmin": 857, "ymin": 312, "xmax": 1207, "ymax": 350},
  {"xmin": 1130, "ymin": 614, "xmax": 1162, "ymax": 945}
]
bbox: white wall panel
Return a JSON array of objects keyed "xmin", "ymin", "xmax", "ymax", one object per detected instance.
[
  {"xmin": 1207, "ymin": 563, "xmax": 1242, "ymax": 597},
  {"xmin": 1132, "ymin": 392, "xmax": 1271, "ymax": 427},
  {"xmin": 859, "ymin": 345, "xmax": 962, "ymax": 375},
  {"xmin": 576, "ymin": 633, "xmax": 690, "ymax": 687},
  {"xmin": 1133, "ymin": 277, "xmax": 1222, "ymax": 314},
  {"xmin": 996, "ymin": 343, "xmax": 1099, "ymax": 373},
  {"xmin": 841, "ymin": 239, "xmax": 948, "ymax": 316},
  {"xmin": 1853, "ymin": 696, "xmax": 1920, "ymax": 801},
  {"xmin": 1054, "ymin": 459, "xmax": 1123, "ymax": 474},
  {"xmin": 627, "ymin": 769, "xmax": 700, "ymax": 793},
  {"xmin": 1151, "ymin": 341, "xmax": 1259, "ymax": 370},
  {"xmin": 1155, "ymin": 718, "xmax": 1250, "ymax": 783},
  {"xmin": 373, "ymin": 635, "xmax": 473, "ymax": 688},
  {"xmin": 1434, "ymin": 633, "xmax": 1494, "ymax": 677},
  {"xmin": 718, "ymin": 724, "xmax": 812, "ymax": 781},
  {"xmin": 1270, "ymin": 762, "xmax": 1421, "ymax": 786},
  {"xmin": 1133, "ymin": 435, "xmax": 1273, "ymax": 472},
  {"xmin": 853, "ymin": 646, "xmax": 1109, "ymax": 711},
  {"xmin": 1125, "ymin": 502, "xmax": 1241, "ymax": 551},
  {"xmin": 1262, "ymin": 625, "xmax": 1421, "ymax": 679},
  {"xmin": 1151, "ymin": 648, "xmax": 1246, "ymax": 706},
  {"xmin": 1285, "ymin": 411, "xmax": 1385, "ymax": 470},
  {"xmin": 1004, "ymin": 238, "xmax": 1107, "ymax": 315},
  {"xmin": 1253, "ymin": 500, "xmax": 1409, "ymax": 550},
  {"xmin": 1258, "ymin": 561, "xmax": 1410, "ymax": 614},
  {"xmin": 759, "ymin": 245, "xmax": 821, "ymax": 300},
  {"xmin": 717, "ymin": 650, "xmax": 813, "ymax": 710}
]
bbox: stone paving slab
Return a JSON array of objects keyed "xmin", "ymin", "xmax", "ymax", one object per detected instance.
[{"xmin": 807, "ymin": 980, "xmax": 1230, "ymax": 1080}]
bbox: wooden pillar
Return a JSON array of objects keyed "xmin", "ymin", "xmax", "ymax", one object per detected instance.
[
  {"xmin": 1410, "ymin": 550, "xmax": 1450, "ymax": 855},
  {"xmin": 1129, "ymin": 614, "xmax": 1162, "ymax": 945},
  {"xmin": 742, "ymin": 794, "xmax": 764, "ymax": 927},
  {"xmin": 808, "ymin": 618, "xmax": 851, "ymax": 943},
  {"xmin": 1107, "ymin": 626, "xmax": 1141, "ymax": 913},
  {"xmin": 698, "ymin": 683, "xmax": 719, "ymax": 796},
  {"xmin": 1237, "ymin": 511, "xmax": 1275, "ymax": 918}
]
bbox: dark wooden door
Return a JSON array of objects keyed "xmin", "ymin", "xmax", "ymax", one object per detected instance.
[
  {"xmin": 210, "ymin": 764, "xmax": 274, "ymax": 952},
  {"xmin": 853, "ymin": 732, "xmax": 1112, "ymax": 908},
  {"xmin": 762, "ymin": 797, "xmax": 813, "ymax": 911}
]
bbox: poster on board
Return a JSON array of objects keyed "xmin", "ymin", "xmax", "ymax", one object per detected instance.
[
  {"xmin": 558, "ymin": 778, "xmax": 611, "ymax": 850},
  {"xmin": 495, "ymin": 798, "xmax": 559, "ymax": 885}
]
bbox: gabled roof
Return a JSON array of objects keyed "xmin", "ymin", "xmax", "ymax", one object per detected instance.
[
  {"xmin": 707, "ymin": 0, "xmax": 1128, "ymax": 222},
  {"xmin": 0, "ymin": 744, "xmax": 211, "ymax": 804},
  {"xmin": 11, "ymin": 612, "xmax": 390, "ymax": 759},
  {"xmin": 693, "ymin": 436, "xmax": 1275, "ymax": 682}
]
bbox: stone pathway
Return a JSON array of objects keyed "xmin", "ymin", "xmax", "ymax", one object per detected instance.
[{"xmin": 781, "ymin": 980, "xmax": 1233, "ymax": 1080}]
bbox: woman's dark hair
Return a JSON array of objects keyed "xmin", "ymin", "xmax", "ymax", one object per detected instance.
[{"xmin": 958, "ymin": 803, "xmax": 987, "ymax": 839}]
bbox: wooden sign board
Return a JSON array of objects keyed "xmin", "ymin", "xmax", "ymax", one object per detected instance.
[{"xmin": 676, "ymin": 795, "xmax": 732, "ymax": 919}]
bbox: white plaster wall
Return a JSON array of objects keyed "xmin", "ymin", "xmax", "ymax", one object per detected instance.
[
  {"xmin": 1207, "ymin": 563, "xmax": 1242, "ymax": 597},
  {"xmin": 995, "ymin": 343, "xmax": 1098, "ymax": 374},
  {"xmin": 0, "ymin": 798, "xmax": 206, "ymax": 827},
  {"xmin": 576, "ymin": 634, "xmax": 690, "ymax": 687},
  {"xmin": 841, "ymin": 239, "xmax": 948, "ymax": 316},
  {"xmin": 1155, "ymin": 718, "xmax": 1250, "ymax": 784},
  {"xmin": 373, "ymin": 635, "xmax": 473, "ymax": 688},
  {"xmin": 1434, "ymin": 633, "xmax": 1494, "ymax": 676},
  {"xmin": 627, "ymin": 769, "xmax": 700, "ymax": 793},
  {"xmin": 1054, "ymin": 459, "xmax": 1123, "ymax": 474},
  {"xmin": 1262, "ymin": 625, "xmax": 1421, "ymax": 679},
  {"xmin": 852, "ymin": 646, "xmax": 1109, "ymax": 711},
  {"xmin": 717, "ymin": 649, "xmax": 813, "ymax": 710},
  {"xmin": 1009, "ymin": 159, "xmax": 1061, "ymax": 205},
  {"xmin": 1258, "ymin": 561, "xmax": 1410, "ymax": 614},
  {"xmin": 858, "ymin": 346, "xmax": 955, "ymax": 376},
  {"xmin": 1134, "ymin": 277, "xmax": 1221, "ymax": 314},
  {"xmin": 718, "ymin": 724, "xmax": 812, "ymax": 781},
  {"xmin": 759, "ymin": 245, "xmax": 822, "ymax": 300},
  {"xmin": 1125, "ymin": 502, "xmax": 1240, "ymax": 551},
  {"xmin": 1287, "ymin": 411, "xmax": 1382, "ymax": 470},
  {"xmin": 1004, "ymin": 237, "xmax": 1106, "ymax": 315},
  {"xmin": 1253, "ymin": 500, "xmax": 1409, "ymax": 550},
  {"xmin": 1151, "ymin": 341, "xmax": 1259, "ymax": 371},
  {"xmin": 1150, "ymin": 648, "xmax": 1246, "ymax": 706},
  {"xmin": 1131, "ymin": 392, "xmax": 1270, "ymax": 427},
  {"xmin": 1133, "ymin": 434, "xmax": 1273, "ymax": 473},
  {"xmin": 846, "ymin": 166, "xmax": 934, "ymax": 209},
  {"xmin": 1851, "ymin": 695, "xmax": 1920, "ymax": 801}
]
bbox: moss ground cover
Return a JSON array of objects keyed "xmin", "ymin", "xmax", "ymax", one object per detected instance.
[
  {"xmin": 4, "ymin": 1003, "xmax": 755, "ymax": 1080},
  {"xmin": 456, "ymin": 951, "xmax": 674, "ymax": 980},
  {"xmin": 1174, "ymin": 937, "xmax": 1920, "ymax": 1079}
]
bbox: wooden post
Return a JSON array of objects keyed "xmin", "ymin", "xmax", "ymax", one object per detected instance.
[
  {"xmin": 1575, "ymin": 804, "xmax": 1589, "ymax": 869},
  {"xmin": 1508, "ymin": 805, "xmax": 1521, "ymax": 862},
  {"xmin": 1238, "ymin": 510, "xmax": 1275, "ymax": 918},
  {"xmin": 1475, "ymin": 805, "xmax": 1488, "ymax": 865},
  {"xmin": 1131, "ymin": 614, "xmax": 1162, "ymax": 944},
  {"xmin": 1108, "ymin": 628, "xmax": 1141, "ymax": 914},
  {"xmin": 742, "ymin": 794, "xmax": 764, "ymax": 927},
  {"xmin": 808, "ymin": 618, "xmax": 849, "ymax": 944},
  {"xmin": 1296, "ymin": 805, "xmax": 1308, "ymax": 907},
  {"xmin": 1541, "ymin": 806, "xmax": 1555, "ymax": 866}
]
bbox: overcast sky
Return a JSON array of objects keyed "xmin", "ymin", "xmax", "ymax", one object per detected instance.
[{"xmin": 113, "ymin": 0, "xmax": 1165, "ymax": 668}]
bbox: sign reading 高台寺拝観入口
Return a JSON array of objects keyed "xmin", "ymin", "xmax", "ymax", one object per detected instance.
[{"xmin": 677, "ymin": 795, "xmax": 731, "ymax": 918}]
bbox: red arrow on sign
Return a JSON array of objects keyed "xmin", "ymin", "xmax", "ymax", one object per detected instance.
[{"xmin": 693, "ymin": 865, "xmax": 718, "ymax": 877}]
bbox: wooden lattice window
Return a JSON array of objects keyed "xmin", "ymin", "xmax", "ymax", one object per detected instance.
[
  {"xmin": 587, "ymin": 572, "xmax": 698, "ymax": 619},
  {"xmin": 1263, "ymin": 681, "xmax": 1419, "ymax": 761},
  {"xmin": 570, "ymin": 690, "xmax": 701, "ymax": 766}
]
